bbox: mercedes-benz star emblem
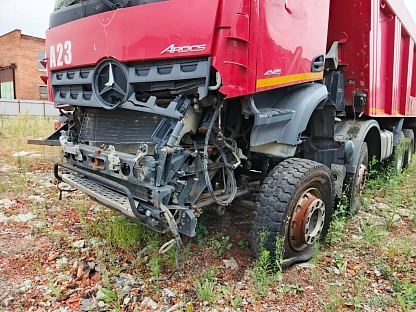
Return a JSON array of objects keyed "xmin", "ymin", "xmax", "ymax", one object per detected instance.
[
  {"xmin": 104, "ymin": 63, "xmax": 115, "ymax": 88},
  {"xmin": 93, "ymin": 59, "xmax": 131, "ymax": 110}
]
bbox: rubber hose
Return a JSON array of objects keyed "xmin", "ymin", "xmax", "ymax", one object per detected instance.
[{"xmin": 202, "ymin": 102, "xmax": 237, "ymax": 206}]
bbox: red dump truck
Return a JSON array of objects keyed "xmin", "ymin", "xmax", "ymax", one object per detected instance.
[{"xmin": 36, "ymin": 0, "xmax": 416, "ymax": 266}]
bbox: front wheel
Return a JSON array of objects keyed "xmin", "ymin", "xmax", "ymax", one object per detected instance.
[{"xmin": 248, "ymin": 158, "xmax": 334, "ymax": 265}]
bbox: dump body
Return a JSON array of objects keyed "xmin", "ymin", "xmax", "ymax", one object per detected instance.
[{"xmin": 328, "ymin": 0, "xmax": 416, "ymax": 117}]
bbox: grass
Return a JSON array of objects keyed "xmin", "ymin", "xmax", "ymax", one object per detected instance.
[
  {"xmin": 0, "ymin": 114, "xmax": 57, "ymax": 153},
  {"xmin": 194, "ymin": 270, "xmax": 217, "ymax": 303},
  {"xmin": 91, "ymin": 214, "xmax": 160, "ymax": 252},
  {"xmin": 1, "ymin": 116, "xmax": 416, "ymax": 311},
  {"xmin": 325, "ymin": 192, "xmax": 349, "ymax": 246},
  {"xmin": 310, "ymin": 145, "xmax": 416, "ymax": 310},
  {"xmin": 248, "ymin": 231, "xmax": 291, "ymax": 298},
  {"xmin": 194, "ymin": 278, "xmax": 216, "ymax": 303},
  {"xmin": 320, "ymin": 153, "xmax": 416, "ymax": 310},
  {"xmin": 0, "ymin": 115, "xmax": 60, "ymax": 199}
]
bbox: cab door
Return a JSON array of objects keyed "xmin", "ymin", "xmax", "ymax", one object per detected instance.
[{"xmin": 256, "ymin": 0, "xmax": 330, "ymax": 92}]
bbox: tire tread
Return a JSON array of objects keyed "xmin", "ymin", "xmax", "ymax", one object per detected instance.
[{"xmin": 249, "ymin": 158, "xmax": 333, "ymax": 257}]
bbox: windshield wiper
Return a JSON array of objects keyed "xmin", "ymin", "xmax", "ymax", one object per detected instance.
[{"xmin": 100, "ymin": 0, "xmax": 123, "ymax": 9}]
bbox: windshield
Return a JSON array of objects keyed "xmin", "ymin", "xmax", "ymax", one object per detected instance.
[
  {"xmin": 54, "ymin": 0, "xmax": 166, "ymax": 11},
  {"xmin": 54, "ymin": 0, "xmax": 80, "ymax": 10},
  {"xmin": 51, "ymin": 0, "xmax": 168, "ymax": 27}
]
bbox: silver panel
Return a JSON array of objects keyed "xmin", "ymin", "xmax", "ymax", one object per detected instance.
[{"xmin": 62, "ymin": 173, "xmax": 137, "ymax": 219}]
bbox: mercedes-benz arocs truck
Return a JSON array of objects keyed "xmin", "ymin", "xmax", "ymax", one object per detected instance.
[{"xmin": 34, "ymin": 0, "xmax": 416, "ymax": 265}]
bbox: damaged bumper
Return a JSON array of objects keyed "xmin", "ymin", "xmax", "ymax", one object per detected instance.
[{"xmin": 54, "ymin": 162, "xmax": 196, "ymax": 237}]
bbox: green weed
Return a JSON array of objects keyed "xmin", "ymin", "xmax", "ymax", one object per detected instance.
[
  {"xmin": 194, "ymin": 271, "xmax": 216, "ymax": 303},
  {"xmin": 194, "ymin": 219, "xmax": 208, "ymax": 245},
  {"xmin": 46, "ymin": 283, "xmax": 62, "ymax": 298},
  {"xmin": 0, "ymin": 180, "xmax": 6, "ymax": 193},
  {"xmin": 99, "ymin": 288, "xmax": 118, "ymax": 303},
  {"xmin": 238, "ymin": 240, "xmax": 250, "ymax": 249},
  {"xmin": 231, "ymin": 294, "xmax": 243, "ymax": 309},
  {"xmin": 252, "ymin": 233, "xmax": 273, "ymax": 296},
  {"xmin": 326, "ymin": 193, "xmax": 349, "ymax": 245},
  {"xmin": 250, "ymin": 231, "xmax": 288, "ymax": 297},
  {"xmin": 358, "ymin": 219, "xmax": 388, "ymax": 246},
  {"xmin": 282, "ymin": 283, "xmax": 304, "ymax": 295},
  {"xmin": 149, "ymin": 253, "xmax": 161, "ymax": 278},
  {"xmin": 322, "ymin": 284, "xmax": 346, "ymax": 311},
  {"xmin": 90, "ymin": 213, "xmax": 160, "ymax": 253},
  {"xmin": 210, "ymin": 235, "xmax": 232, "ymax": 257},
  {"xmin": 396, "ymin": 276, "xmax": 416, "ymax": 310}
]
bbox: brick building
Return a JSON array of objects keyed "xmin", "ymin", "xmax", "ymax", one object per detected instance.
[{"xmin": 0, "ymin": 29, "xmax": 47, "ymax": 100}]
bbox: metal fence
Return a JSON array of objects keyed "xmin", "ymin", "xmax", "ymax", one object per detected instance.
[{"xmin": 0, "ymin": 99, "xmax": 59, "ymax": 117}]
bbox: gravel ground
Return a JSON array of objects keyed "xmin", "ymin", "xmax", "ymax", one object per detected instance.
[{"xmin": 0, "ymin": 118, "xmax": 415, "ymax": 311}]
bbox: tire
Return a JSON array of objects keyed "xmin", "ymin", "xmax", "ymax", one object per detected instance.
[
  {"xmin": 249, "ymin": 158, "xmax": 334, "ymax": 266},
  {"xmin": 392, "ymin": 132, "xmax": 405, "ymax": 175},
  {"xmin": 403, "ymin": 129, "xmax": 414, "ymax": 168},
  {"xmin": 344, "ymin": 142, "xmax": 368, "ymax": 215}
]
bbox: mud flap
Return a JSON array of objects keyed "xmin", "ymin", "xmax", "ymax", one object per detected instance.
[{"xmin": 249, "ymin": 83, "xmax": 329, "ymax": 157}]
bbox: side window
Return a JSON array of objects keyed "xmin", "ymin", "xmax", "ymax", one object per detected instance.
[
  {"xmin": 40, "ymin": 85, "xmax": 48, "ymax": 100},
  {"xmin": 38, "ymin": 51, "xmax": 46, "ymax": 71}
]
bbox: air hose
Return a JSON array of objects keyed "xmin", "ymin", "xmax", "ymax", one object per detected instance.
[{"xmin": 202, "ymin": 100, "xmax": 237, "ymax": 206}]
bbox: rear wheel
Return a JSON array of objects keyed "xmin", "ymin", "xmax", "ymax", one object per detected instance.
[
  {"xmin": 403, "ymin": 129, "xmax": 415, "ymax": 168},
  {"xmin": 249, "ymin": 158, "xmax": 334, "ymax": 265},
  {"xmin": 344, "ymin": 142, "xmax": 368, "ymax": 215},
  {"xmin": 393, "ymin": 132, "xmax": 406, "ymax": 175}
]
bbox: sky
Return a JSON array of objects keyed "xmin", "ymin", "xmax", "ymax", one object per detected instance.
[
  {"xmin": 0, "ymin": 0, "xmax": 416, "ymax": 39},
  {"xmin": 0, "ymin": 0, "xmax": 55, "ymax": 38}
]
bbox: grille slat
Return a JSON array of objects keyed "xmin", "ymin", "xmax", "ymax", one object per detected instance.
[{"xmin": 51, "ymin": 57, "xmax": 210, "ymax": 113}]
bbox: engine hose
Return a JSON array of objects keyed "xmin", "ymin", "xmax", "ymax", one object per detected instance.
[{"xmin": 202, "ymin": 101, "xmax": 237, "ymax": 206}]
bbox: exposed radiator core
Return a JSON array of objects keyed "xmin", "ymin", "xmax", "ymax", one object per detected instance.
[{"xmin": 79, "ymin": 108, "xmax": 164, "ymax": 144}]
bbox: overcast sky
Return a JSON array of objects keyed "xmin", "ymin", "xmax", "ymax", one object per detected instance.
[{"xmin": 1, "ymin": 0, "xmax": 416, "ymax": 39}]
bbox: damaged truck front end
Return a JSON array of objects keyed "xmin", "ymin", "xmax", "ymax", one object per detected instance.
[
  {"xmin": 48, "ymin": 0, "xmax": 248, "ymax": 244},
  {"xmin": 54, "ymin": 57, "xmax": 214, "ymax": 238}
]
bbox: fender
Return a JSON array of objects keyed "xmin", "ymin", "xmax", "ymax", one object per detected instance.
[
  {"xmin": 334, "ymin": 119, "xmax": 381, "ymax": 173},
  {"xmin": 249, "ymin": 83, "xmax": 329, "ymax": 157}
]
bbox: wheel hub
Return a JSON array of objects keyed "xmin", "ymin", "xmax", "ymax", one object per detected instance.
[
  {"xmin": 356, "ymin": 164, "xmax": 368, "ymax": 194},
  {"xmin": 290, "ymin": 189, "xmax": 325, "ymax": 251},
  {"xmin": 396, "ymin": 157, "xmax": 403, "ymax": 174}
]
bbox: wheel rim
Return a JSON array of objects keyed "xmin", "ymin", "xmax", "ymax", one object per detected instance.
[
  {"xmin": 356, "ymin": 164, "xmax": 368, "ymax": 195},
  {"xmin": 407, "ymin": 145, "xmax": 413, "ymax": 164},
  {"xmin": 289, "ymin": 188, "xmax": 326, "ymax": 251},
  {"xmin": 396, "ymin": 157, "xmax": 403, "ymax": 174}
]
